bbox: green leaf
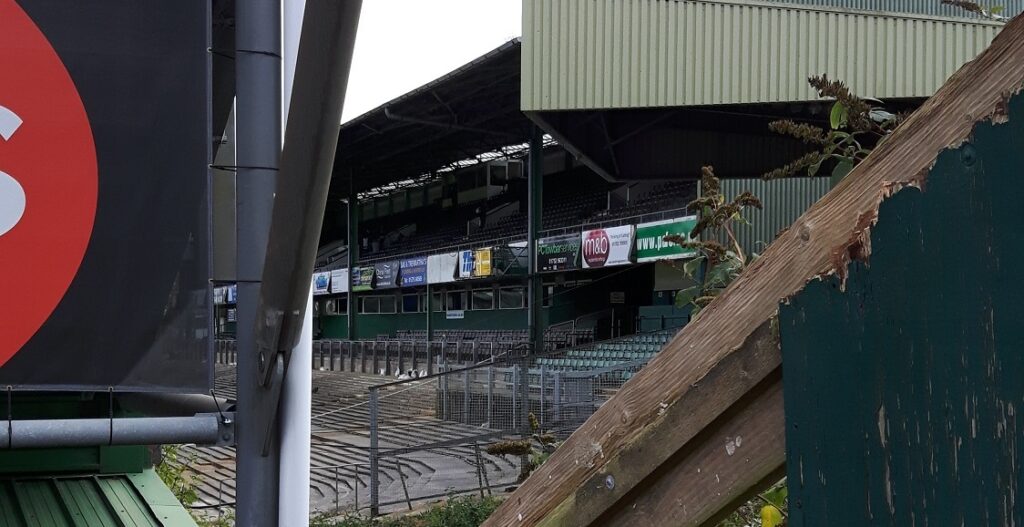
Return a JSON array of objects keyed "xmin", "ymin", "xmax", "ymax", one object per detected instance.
[
  {"xmin": 682, "ymin": 255, "xmax": 705, "ymax": 278},
  {"xmin": 675, "ymin": 286, "xmax": 699, "ymax": 308},
  {"xmin": 991, "ymin": 5, "xmax": 1005, "ymax": 14},
  {"xmin": 831, "ymin": 160, "xmax": 854, "ymax": 187},
  {"xmin": 808, "ymin": 157, "xmax": 823, "ymax": 177},
  {"xmin": 829, "ymin": 101, "xmax": 848, "ymax": 130}
]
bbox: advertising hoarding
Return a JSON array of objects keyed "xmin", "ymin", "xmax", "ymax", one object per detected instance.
[
  {"xmin": 312, "ymin": 271, "xmax": 331, "ymax": 295},
  {"xmin": 351, "ymin": 266, "xmax": 376, "ymax": 291},
  {"xmin": 635, "ymin": 216, "xmax": 699, "ymax": 262},
  {"xmin": 458, "ymin": 250, "xmax": 475, "ymax": 279},
  {"xmin": 400, "ymin": 257, "xmax": 427, "ymax": 286},
  {"xmin": 537, "ymin": 234, "xmax": 581, "ymax": 272},
  {"xmin": 473, "ymin": 248, "xmax": 492, "ymax": 277},
  {"xmin": 330, "ymin": 268, "xmax": 349, "ymax": 294},
  {"xmin": 427, "ymin": 252, "xmax": 458, "ymax": 284},
  {"xmin": 581, "ymin": 225, "xmax": 634, "ymax": 268},
  {"xmin": 374, "ymin": 260, "xmax": 399, "ymax": 289},
  {"xmin": 0, "ymin": 1, "xmax": 210, "ymax": 390}
]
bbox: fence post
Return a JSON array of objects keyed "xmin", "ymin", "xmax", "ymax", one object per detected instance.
[
  {"xmin": 554, "ymin": 371, "xmax": 561, "ymax": 425},
  {"xmin": 487, "ymin": 365, "xmax": 494, "ymax": 428},
  {"xmin": 511, "ymin": 366, "xmax": 518, "ymax": 430},
  {"xmin": 441, "ymin": 364, "xmax": 449, "ymax": 421},
  {"xmin": 463, "ymin": 368, "xmax": 470, "ymax": 424},
  {"xmin": 473, "ymin": 442, "xmax": 486, "ymax": 498},
  {"xmin": 395, "ymin": 459, "xmax": 413, "ymax": 511},
  {"xmin": 334, "ymin": 466, "xmax": 340, "ymax": 512},
  {"xmin": 353, "ymin": 467, "xmax": 359, "ymax": 512},
  {"xmin": 539, "ymin": 365, "xmax": 546, "ymax": 428},
  {"xmin": 427, "ymin": 341, "xmax": 434, "ymax": 375},
  {"xmin": 369, "ymin": 388, "xmax": 380, "ymax": 516}
]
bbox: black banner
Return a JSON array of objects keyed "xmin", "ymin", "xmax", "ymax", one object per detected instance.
[
  {"xmin": 374, "ymin": 260, "xmax": 400, "ymax": 289},
  {"xmin": 0, "ymin": 1, "xmax": 210, "ymax": 391},
  {"xmin": 537, "ymin": 234, "xmax": 581, "ymax": 273}
]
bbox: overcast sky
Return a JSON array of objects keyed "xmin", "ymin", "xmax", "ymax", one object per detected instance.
[{"xmin": 341, "ymin": 0, "xmax": 522, "ymax": 123}]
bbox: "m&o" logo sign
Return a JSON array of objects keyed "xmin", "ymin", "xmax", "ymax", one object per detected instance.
[{"xmin": 0, "ymin": 0, "xmax": 97, "ymax": 366}]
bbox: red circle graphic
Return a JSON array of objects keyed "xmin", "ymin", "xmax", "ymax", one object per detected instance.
[{"xmin": 0, "ymin": 0, "xmax": 98, "ymax": 366}]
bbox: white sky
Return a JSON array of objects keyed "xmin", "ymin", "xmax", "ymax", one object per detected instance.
[{"xmin": 341, "ymin": 0, "xmax": 522, "ymax": 123}]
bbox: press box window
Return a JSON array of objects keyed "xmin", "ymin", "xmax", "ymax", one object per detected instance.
[
  {"xmin": 359, "ymin": 297, "xmax": 379, "ymax": 314},
  {"xmin": 378, "ymin": 295, "xmax": 396, "ymax": 314},
  {"xmin": 499, "ymin": 287, "xmax": 524, "ymax": 309},
  {"xmin": 402, "ymin": 294, "xmax": 420, "ymax": 313},
  {"xmin": 472, "ymin": 289, "xmax": 494, "ymax": 310},
  {"xmin": 446, "ymin": 290, "xmax": 466, "ymax": 311}
]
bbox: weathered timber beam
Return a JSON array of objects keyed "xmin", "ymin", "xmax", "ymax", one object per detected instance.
[
  {"xmin": 484, "ymin": 15, "xmax": 1024, "ymax": 527},
  {"xmin": 600, "ymin": 373, "xmax": 785, "ymax": 527},
  {"xmin": 534, "ymin": 321, "xmax": 781, "ymax": 527}
]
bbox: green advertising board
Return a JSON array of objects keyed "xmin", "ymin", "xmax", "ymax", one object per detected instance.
[{"xmin": 635, "ymin": 216, "xmax": 699, "ymax": 262}]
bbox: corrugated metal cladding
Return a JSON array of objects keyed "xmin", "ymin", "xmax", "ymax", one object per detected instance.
[
  {"xmin": 0, "ymin": 470, "xmax": 196, "ymax": 527},
  {"xmin": 768, "ymin": 0, "xmax": 1024, "ymax": 18},
  {"xmin": 708, "ymin": 177, "xmax": 831, "ymax": 258},
  {"xmin": 522, "ymin": 0, "xmax": 1003, "ymax": 111}
]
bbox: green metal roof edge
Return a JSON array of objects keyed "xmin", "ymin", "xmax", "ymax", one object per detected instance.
[
  {"xmin": 128, "ymin": 470, "xmax": 199, "ymax": 527},
  {"xmin": 0, "ymin": 469, "xmax": 198, "ymax": 527}
]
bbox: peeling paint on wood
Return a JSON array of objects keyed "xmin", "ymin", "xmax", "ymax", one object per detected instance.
[{"xmin": 781, "ymin": 93, "xmax": 1024, "ymax": 526}]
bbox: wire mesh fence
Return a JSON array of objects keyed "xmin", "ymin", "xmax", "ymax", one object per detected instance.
[
  {"xmin": 205, "ymin": 334, "xmax": 664, "ymax": 517},
  {"xmin": 363, "ymin": 351, "xmax": 649, "ymax": 515}
]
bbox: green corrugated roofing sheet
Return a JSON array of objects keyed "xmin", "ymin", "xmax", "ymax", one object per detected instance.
[{"xmin": 0, "ymin": 470, "xmax": 196, "ymax": 527}]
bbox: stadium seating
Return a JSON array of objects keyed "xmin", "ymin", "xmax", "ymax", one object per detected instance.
[{"xmin": 533, "ymin": 329, "xmax": 675, "ymax": 371}]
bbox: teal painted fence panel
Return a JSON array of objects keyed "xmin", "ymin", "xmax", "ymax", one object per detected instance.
[{"xmin": 780, "ymin": 95, "xmax": 1024, "ymax": 525}]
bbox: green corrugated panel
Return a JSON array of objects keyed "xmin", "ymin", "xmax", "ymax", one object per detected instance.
[
  {"xmin": 709, "ymin": 176, "xmax": 832, "ymax": 258},
  {"xmin": 522, "ymin": 0, "xmax": 1002, "ymax": 111},
  {"xmin": 96, "ymin": 477, "xmax": 159, "ymax": 526},
  {"xmin": 54, "ymin": 479, "xmax": 120, "ymax": 526},
  {"xmin": 0, "ymin": 470, "xmax": 196, "ymax": 527}
]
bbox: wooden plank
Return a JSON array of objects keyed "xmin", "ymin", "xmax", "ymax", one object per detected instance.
[
  {"xmin": 484, "ymin": 15, "xmax": 1024, "ymax": 527},
  {"xmin": 601, "ymin": 372, "xmax": 785, "ymax": 527}
]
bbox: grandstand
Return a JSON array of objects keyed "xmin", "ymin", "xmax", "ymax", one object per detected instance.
[{"xmin": 201, "ymin": 6, "xmax": 994, "ymax": 514}]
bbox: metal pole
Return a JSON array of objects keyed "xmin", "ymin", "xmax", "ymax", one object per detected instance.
[
  {"xmin": 426, "ymin": 282, "xmax": 433, "ymax": 342},
  {"xmin": 279, "ymin": 291, "xmax": 312, "ymax": 526},
  {"xmin": 463, "ymin": 368, "xmax": 470, "ymax": 424},
  {"xmin": 539, "ymin": 365, "xmax": 546, "ymax": 428},
  {"xmin": 0, "ymin": 414, "xmax": 231, "ymax": 448},
  {"xmin": 347, "ymin": 178, "xmax": 359, "ymax": 340},
  {"xmin": 525, "ymin": 126, "xmax": 543, "ymax": 435},
  {"xmin": 473, "ymin": 442, "xmax": 486, "ymax": 498},
  {"xmin": 554, "ymin": 371, "xmax": 561, "ymax": 425},
  {"xmin": 369, "ymin": 388, "xmax": 380, "ymax": 516},
  {"xmin": 235, "ymin": 0, "xmax": 280, "ymax": 521},
  {"xmin": 396, "ymin": 459, "xmax": 413, "ymax": 511},
  {"xmin": 277, "ymin": 1, "xmax": 308, "ymax": 522},
  {"xmin": 487, "ymin": 365, "xmax": 494, "ymax": 427}
]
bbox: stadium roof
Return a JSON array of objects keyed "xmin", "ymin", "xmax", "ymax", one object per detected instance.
[{"xmin": 329, "ymin": 38, "xmax": 533, "ymax": 200}]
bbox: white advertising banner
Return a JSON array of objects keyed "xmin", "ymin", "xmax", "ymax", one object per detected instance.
[
  {"xmin": 312, "ymin": 271, "xmax": 331, "ymax": 295},
  {"xmin": 457, "ymin": 250, "xmax": 475, "ymax": 279},
  {"xmin": 581, "ymin": 225, "xmax": 635, "ymax": 268},
  {"xmin": 428, "ymin": 252, "xmax": 459, "ymax": 284},
  {"xmin": 329, "ymin": 268, "xmax": 349, "ymax": 294}
]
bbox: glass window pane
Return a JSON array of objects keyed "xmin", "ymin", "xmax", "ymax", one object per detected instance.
[
  {"xmin": 499, "ymin": 287, "xmax": 524, "ymax": 309},
  {"xmin": 472, "ymin": 289, "xmax": 494, "ymax": 310},
  {"xmin": 402, "ymin": 294, "xmax": 419, "ymax": 313},
  {"xmin": 379, "ymin": 295, "xmax": 396, "ymax": 314},
  {"xmin": 446, "ymin": 291, "xmax": 465, "ymax": 310},
  {"xmin": 360, "ymin": 296, "xmax": 379, "ymax": 314}
]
